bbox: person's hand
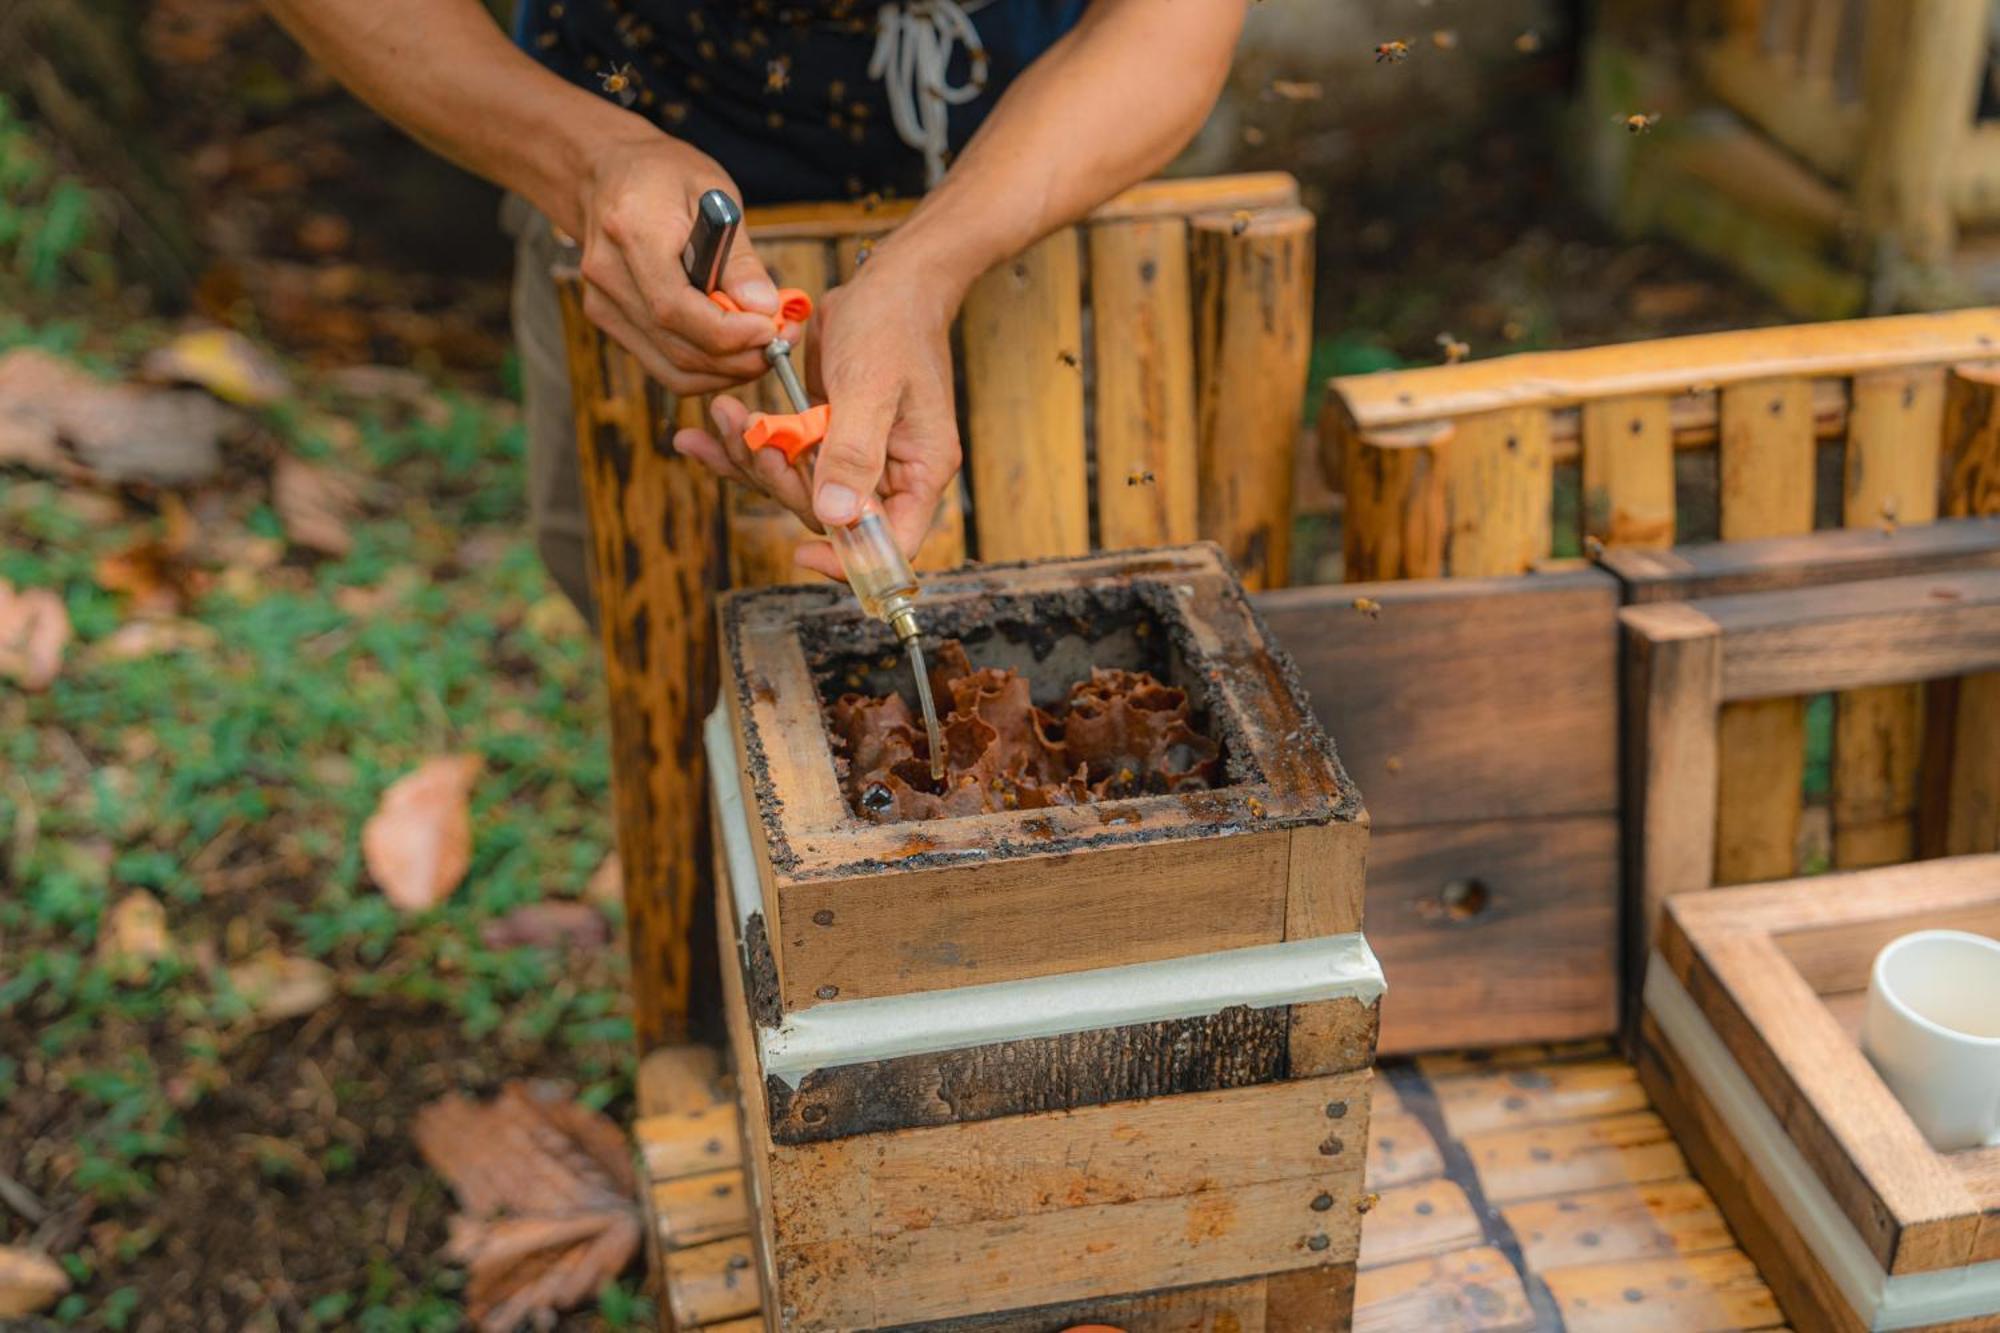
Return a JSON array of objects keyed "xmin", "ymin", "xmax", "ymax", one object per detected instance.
[
  {"xmin": 672, "ymin": 248, "xmax": 962, "ymax": 582},
  {"xmin": 576, "ymin": 134, "xmax": 801, "ymax": 394}
]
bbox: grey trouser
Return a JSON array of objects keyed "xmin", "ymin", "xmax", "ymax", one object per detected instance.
[{"xmin": 505, "ymin": 193, "xmax": 614, "ymax": 628}]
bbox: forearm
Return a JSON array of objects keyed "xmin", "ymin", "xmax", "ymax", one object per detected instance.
[
  {"xmin": 875, "ymin": 0, "xmax": 1247, "ymax": 308},
  {"xmin": 259, "ymin": 0, "xmax": 655, "ymax": 236}
]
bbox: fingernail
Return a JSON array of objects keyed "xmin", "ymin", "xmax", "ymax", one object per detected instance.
[
  {"xmin": 737, "ymin": 279, "xmax": 780, "ymax": 313},
  {"xmin": 816, "ymin": 483, "xmax": 859, "ymax": 525}
]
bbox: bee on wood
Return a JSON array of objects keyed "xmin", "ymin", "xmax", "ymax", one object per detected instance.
[
  {"xmin": 1056, "ymin": 348, "xmax": 1079, "ymax": 369},
  {"xmin": 1430, "ymin": 29, "xmax": 1458, "ymax": 50},
  {"xmin": 1230, "ymin": 209, "xmax": 1253, "ymax": 236},
  {"xmin": 1583, "ymin": 535, "xmax": 1606, "ymax": 560},
  {"xmin": 1125, "ymin": 469, "xmax": 1156, "ymax": 487},
  {"xmin": 1357, "ymin": 1191, "xmax": 1383, "ymax": 1214},
  {"xmin": 1880, "ymin": 496, "xmax": 1900, "ymax": 536},
  {"xmin": 1436, "ymin": 332, "xmax": 1469, "ymax": 364},
  {"xmin": 1352, "ymin": 596, "xmax": 1382, "ymax": 620},
  {"xmin": 1514, "ymin": 29, "xmax": 1542, "ymax": 53},
  {"xmin": 1374, "ymin": 40, "xmax": 1411, "ymax": 63},
  {"xmin": 597, "ymin": 62, "xmax": 639, "ymax": 106},
  {"xmin": 765, "ymin": 56, "xmax": 791, "ymax": 93},
  {"xmin": 1623, "ymin": 112, "xmax": 1662, "ymax": 135},
  {"xmin": 1246, "ymin": 795, "xmax": 1268, "ymax": 818}
]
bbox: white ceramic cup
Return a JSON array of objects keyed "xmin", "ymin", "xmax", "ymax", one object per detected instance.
[{"xmin": 1860, "ymin": 929, "xmax": 2000, "ymax": 1152}]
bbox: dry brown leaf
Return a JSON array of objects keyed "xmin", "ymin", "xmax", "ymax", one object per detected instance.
[
  {"xmin": 92, "ymin": 617, "xmax": 219, "ymax": 664},
  {"xmin": 363, "ymin": 754, "xmax": 482, "ymax": 912},
  {"xmin": 0, "ymin": 1244, "xmax": 70, "ymax": 1317},
  {"xmin": 479, "ymin": 901, "xmax": 610, "ymax": 955},
  {"xmin": 0, "ymin": 580, "xmax": 71, "ymax": 692},
  {"xmin": 522, "ymin": 594, "xmax": 587, "ymax": 642},
  {"xmin": 273, "ymin": 455, "xmax": 360, "ymax": 557},
  {"xmin": 0, "ymin": 348, "xmax": 230, "ymax": 485},
  {"xmin": 99, "ymin": 889, "xmax": 172, "ymax": 980},
  {"xmin": 414, "ymin": 1082, "xmax": 639, "ymax": 1332},
  {"xmin": 225, "ymin": 949, "xmax": 337, "ymax": 1025},
  {"xmin": 583, "ymin": 851, "xmax": 621, "ymax": 907},
  {"xmin": 139, "ymin": 327, "xmax": 292, "ymax": 407}
]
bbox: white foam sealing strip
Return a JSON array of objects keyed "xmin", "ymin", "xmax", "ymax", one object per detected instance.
[
  {"xmin": 706, "ymin": 706, "xmax": 1386, "ymax": 1088},
  {"xmin": 1645, "ymin": 958, "xmax": 2000, "ymax": 1331}
]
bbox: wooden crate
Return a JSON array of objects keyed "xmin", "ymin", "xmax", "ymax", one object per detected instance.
[
  {"xmin": 707, "ymin": 545, "xmax": 1381, "ymax": 1329},
  {"xmin": 1620, "ymin": 561, "xmax": 2000, "ymax": 1008},
  {"xmin": 1637, "ymin": 856, "xmax": 2000, "ymax": 1331}
]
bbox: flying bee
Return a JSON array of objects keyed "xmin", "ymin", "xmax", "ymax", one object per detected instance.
[
  {"xmin": 1352, "ymin": 596, "xmax": 1382, "ymax": 621},
  {"xmin": 1125, "ymin": 469, "xmax": 1156, "ymax": 487},
  {"xmin": 1514, "ymin": 29, "xmax": 1543, "ymax": 53},
  {"xmin": 1436, "ymin": 332, "xmax": 1469, "ymax": 364},
  {"xmin": 1374, "ymin": 40, "xmax": 1411, "ymax": 63},
  {"xmin": 597, "ymin": 62, "xmax": 639, "ymax": 106},
  {"xmin": 1623, "ymin": 112, "xmax": 1662, "ymax": 134},
  {"xmin": 765, "ymin": 56, "xmax": 791, "ymax": 93},
  {"xmin": 1430, "ymin": 29, "xmax": 1458, "ymax": 50}
]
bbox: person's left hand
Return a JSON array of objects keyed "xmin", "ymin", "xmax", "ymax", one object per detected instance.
[{"xmin": 672, "ymin": 248, "xmax": 962, "ymax": 581}]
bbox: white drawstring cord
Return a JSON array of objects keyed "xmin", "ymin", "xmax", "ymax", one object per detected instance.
[{"xmin": 868, "ymin": 0, "xmax": 990, "ymax": 187}]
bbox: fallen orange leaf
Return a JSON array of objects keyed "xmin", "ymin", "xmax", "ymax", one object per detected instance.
[
  {"xmin": 0, "ymin": 1245, "xmax": 69, "ymax": 1317},
  {"xmin": 363, "ymin": 754, "xmax": 481, "ymax": 912},
  {"xmin": 0, "ymin": 580, "xmax": 71, "ymax": 692},
  {"xmin": 272, "ymin": 455, "xmax": 359, "ymax": 557},
  {"xmin": 414, "ymin": 1082, "xmax": 640, "ymax": 1332}
]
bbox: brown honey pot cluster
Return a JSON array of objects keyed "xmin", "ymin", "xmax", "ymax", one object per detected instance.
[{"xmin": 829, "ymin": 640, "xmax": 1222, "ymax": 822}]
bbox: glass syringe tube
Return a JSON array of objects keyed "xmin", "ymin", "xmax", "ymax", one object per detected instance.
[{"xmin": 768, "ymin": 339, "xmax": 946, "ymax": 779}]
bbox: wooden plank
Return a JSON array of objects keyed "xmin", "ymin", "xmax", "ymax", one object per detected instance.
[
  {"xmin": 1191, "ymin": 207, "xmax": 1314, "ymax": 589},
  {"xmin": 1833, "ymin": 367, "xmax": 1944, "ymax": 867},
  {"xmin": 1433, "ymin": 1059, "xmax": 1649, "ymax": 1139},
  {"xmin": 1341, "ymin": 430, "xmax": 1448, "ymax": 580},
  {"xmin": 1443, "ymin": 407, "xmax": 1554, "ymax": 576},
  {"xmin": 1945, "ymin": 670, "xmax": 2000, "ymax": 853},
  {"xmin": 1089, "ymin": 216, "xmax": 1199, "ymax": 551},
  {"xmin": 1604, "ymin": 517, "xmax": 2000, "ymax": 603},
  {"xmin": 765, "ymin": 1070, "xmax": 1371, "ymax": 1245},
  {"xmin": 1364, "ymin": 816, "xmax": 1620, "ymax": 1055},
  {"xmin": 1462, "ymin": 1111, "xmax": 1689, "ymax": 1204},
  {"xmin": 1582, "ymin": 394, "xmax": 1676, "ymax": 549},
  {"xmin": 1697, "ymin": 35, "xmax": 1861, "ymax": 182},
  {"xmin": 1286, "ymin": 996, "xmax": 1383, "ymax": 1081},
  {"xmin": 888, "ymin": 1275, "xmax": 1278, "ymax": 1333},
  {"xmin": 636, "ymin": 1102, "xmax": 745, "ymax": 1182},
  {"xmin": 636, "ymin": 1044, "xmax": 727, "ymax": 1119},
  {"xmin": 553, "ymin": 269, "xmax": 724, "ymax": 1048},
  {"xmin": 1415, "ymin": 1041, "xmax": 1614, "ymax": 1078},
  {"xmin": 1855, "ymin": 0, "xmax": 1988, "ymax": 267},
  {"xmin": 1942, "ymin": 367, "xmax": 2000, "ymax": 857},
  {"xmin": 1542, "ymin": 1248, "xmax": 1783, "ymax": 1332},
  {"xmin": 1256, "ymin": 569, "xmax": 1620, "ymax": 826},
  {"xmin": 1355, "ymin": 1178, "xmax": 1482, "ymax": 1270},
  {"xmin": 1364, "ymin": 1083, "xmax": 1444, "ymax": 1190},
  {"xmin": 1715, "ymin": 377, "xmax": 1815, "ymax": 887},
  {"xmin": 662, "ymin": 1236, "xmax": 763, "ymax": 1329},
  {"xmin": 1261, "ymin": 1266, "xmax": 1355, "ymax": 1333},
  {"xmin": 1330, "ymin": 310, "xmax": 2000, "ymax": 434},
  {"xmin": 1285, "ymin": 820, "xmax": 1368, "ymax": 943},
  {"xmin": 961, "ymin": 228, "xmax": 1089, "ymax": 561},
  {"xmin": 1503, "ymin": 1179, "xmax": 1736, "ymax": 1272},
  {"xmin": 1704, "ymin": 568, "xmax": 2000, "ymax": 699},
  {"xmin": 1351, "ymin": 1246, "xmax": 1536, "ymax": 1333},
  {"xmin": 1623, "ymin": 603, "xmax": 1724, "ymax": 1014},
  {"xmin": 651, "ymin": 1167, "xmax": 752, "ymax": 1250}
]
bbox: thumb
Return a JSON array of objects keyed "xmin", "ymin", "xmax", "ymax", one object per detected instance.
[
  {"xmin": 720, "ymin": 241, "xmax": 780, "ymax": 318},
  {"xmin": 813, "ymin": 378, "xmax": 896, "ymax": 527}
]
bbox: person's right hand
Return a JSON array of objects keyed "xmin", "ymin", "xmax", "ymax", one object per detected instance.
[{"xmin": 576, "ymin": 134, "xmax": 798, "ymax": 394}]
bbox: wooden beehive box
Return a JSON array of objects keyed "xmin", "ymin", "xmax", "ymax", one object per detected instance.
[
  {"xmin": 1638, "ymin": 855, "xmax": 2000, "ymax": 1333},
  {"xmin": 709, "ymin": 544, "xmax": 1382, "ymax": 1330}
]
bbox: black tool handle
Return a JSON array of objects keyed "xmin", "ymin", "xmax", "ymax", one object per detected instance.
[{"xmin": 682, "ymin": 188, "xmax": 742, "ymax": 295}]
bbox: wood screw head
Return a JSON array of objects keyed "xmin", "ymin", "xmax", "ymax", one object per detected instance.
[
  {"xmin": 1317, "ymin": 1135, "xmax": 1344, "ymax": 1156},
  {"xmin": 1310, "ymin": 1193, "xmax": 1334, "ymax": 1212},
  {"xmin": 812, "ymin": 909, "xmax": 834, "ymax": 926},
  {"xmin": 815, "ymin": 984, "xmax": 839, "ymax": 999},
  {"xmin": 1306, "ymin": 1233, "xmax": 1330, "ymax": 1252},
  {"xmin": 1324, "ymin": 1100, "xmax": 1348, "ymax": 1119}
]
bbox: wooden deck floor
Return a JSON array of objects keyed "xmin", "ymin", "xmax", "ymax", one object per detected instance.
[{"xmin": 632, "ymin": 1041, "xmax": 1790, "ymax": 1331}]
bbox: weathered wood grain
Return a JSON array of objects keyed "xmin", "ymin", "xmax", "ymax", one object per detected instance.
[
  {"xmin": 1582, "ymin": 394, "xmax": 1677, "ymax": 549},
  {"xmin": 1363, "ymin": 1083, "xmax": 1444, "ymax": 1190},
  {"xmin": 1542, "ymin": 1248, "xmax": 1781, "ymax": 1332},
  {"xmin": 1341, "ymin": 429, "xmax": 1448, "ymax": 580},
  {"xmin": 1351, "ymin": 1246, "xmax": 1536, "ymax": 1333},
  {"xmin": 1356, "ymin": 1177, "xmax": 1483, "ymax": 1270},
  {"xmin": 1462, "ymin": 1111, "xmax": 1689, "ymax": 1205},
  {"xmin": 1602, "ymin": 517, "xmax": 2000, "ymax": 603},
  {"xmin": 1943, "ymin": 366, "xmax": 2000, "ymax": 856},
  {"xmin": 1504, "ymin": 1179, "xmax": 1735, "ymax": 1272},
  {"xmin": 652, "ymin": 1167, "xmax": 752, "ymax": 1250},
  {"xmin": 663, "ymin": 1235, "xmax": 763, "ymax": 1329},
  {"xmin": 1443, "ymin": 407, "xmax": 1554, "ymax": 576},
  {"xmin": 1433, "ymin": 1059, "xmax": 1649, "ymax": 1139}
]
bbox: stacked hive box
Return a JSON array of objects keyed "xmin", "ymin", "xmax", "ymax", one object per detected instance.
[{"xmin": 708, "ymin": 545, "xmax": 1382, "ymax": 1330}]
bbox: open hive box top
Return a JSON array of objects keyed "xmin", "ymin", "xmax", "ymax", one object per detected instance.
[{"xmin": 720, "ymin": 543, "xmax": 1362, "ymax": 881}]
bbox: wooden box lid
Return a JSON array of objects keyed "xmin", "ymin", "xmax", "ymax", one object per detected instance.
[
  {"xmin": 1650, "ymin": 856, "xmax": 2000, "ymax": 1278},
  {"xmin": 718, "ymin": 544, "xmax": 1366, "ymax": 1014}
]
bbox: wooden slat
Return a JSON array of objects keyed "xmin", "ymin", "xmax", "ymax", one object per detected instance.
[
  {"xmin": 1415, "ymin": 1041, "xmax": 1613, "ymax": 1078},
  {"xmin": 1255, "ymin": 569, "xmax": 1620, "ymax": 826},
  {"xmin": 1432, "ymin": 1059, "xmax": 1648, "ymax": 1139},
  {"xmin": 1603, "ymin": 517, "xmax": 2000, "ymax": 603},
  {"xmin": 1351, "ymin": 1246, "xmax": 1536, "ymax": 1333},
  {"xmin": 651, "ymin": 1167, "xmax": 752, "ymax": 1250},
  {"xmin": 1582, "ymin": 395, "xmax": 1676, "ymax": 549},
  {"xmin": 1462, "ymin": 1111, "xmax": 1689, "ymax": 1205},
  {"xmin": 1088, "ymin": 216, "xmax": 1199, "ymax": 551},
  {"xmin": 1715, "ymin": 377, "xmax": 1815, "ymax": 886},
  {"xmin": 1945, "ymin": 671, "xmax": 2000, "ymax": 853},
  {"xmin": 663, "ymin": 1236, "xmax": 763, "ymax": 1329},
  {"xmin": 1832, "ymin": 366, "xmax": 1943, "ymax": 867},
  {"xmin": 1697, "ymin": 35, "xmax": 1862, "ymax": 182},
  {"xmin": 1504, "ymin": 1179, "xmax": 1736, "ymax": 1272},
  {"xmin": 1442, "ymin": 407, "xmax": 1553, "ymax": 576},
  {"xmin": 1943, "ymin": 367, "xmax": 2000, "ymax": 855},
  {"xmin": 1191, "ymin": 207, "xmax": 1314, "ymax": 589},
  {"xmin": 636, "ymin": 1045, "xmax": 727, "ymax": 1118},
  {"xmin": 1542, "ymin": 1248, "xmax": 1783, "ymax": 1331},
  {"xmin": 1854, "ymin": 0, "xmax": 1988, "ymax": 267},
  {"xmin": 1331, "ymin": 310, "xmax": 2000, "ymax": 434},
  {"xmin": 636, "ymin": 1102, "xmax": 745, "ymax": 1182},
  {"xmin": 1356, "ymin": 1178, "xmax": 1482, "ymax": 1270},
  {"xmin": 961, "ymin": 228, "xmax": 1089, "ymax": 561},
  {"xmin": 1341, "ymin": 430, "xmax": 1448, "ymax": 580},
  {"xmin": 1364, "ymin": 1083, "xmax": 1444, "ymax": 1190}
]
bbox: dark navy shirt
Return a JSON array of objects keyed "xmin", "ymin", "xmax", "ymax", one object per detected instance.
[{"xmin": 516, "ymin": 0, "xmax": 1085, "ymax": 204}]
